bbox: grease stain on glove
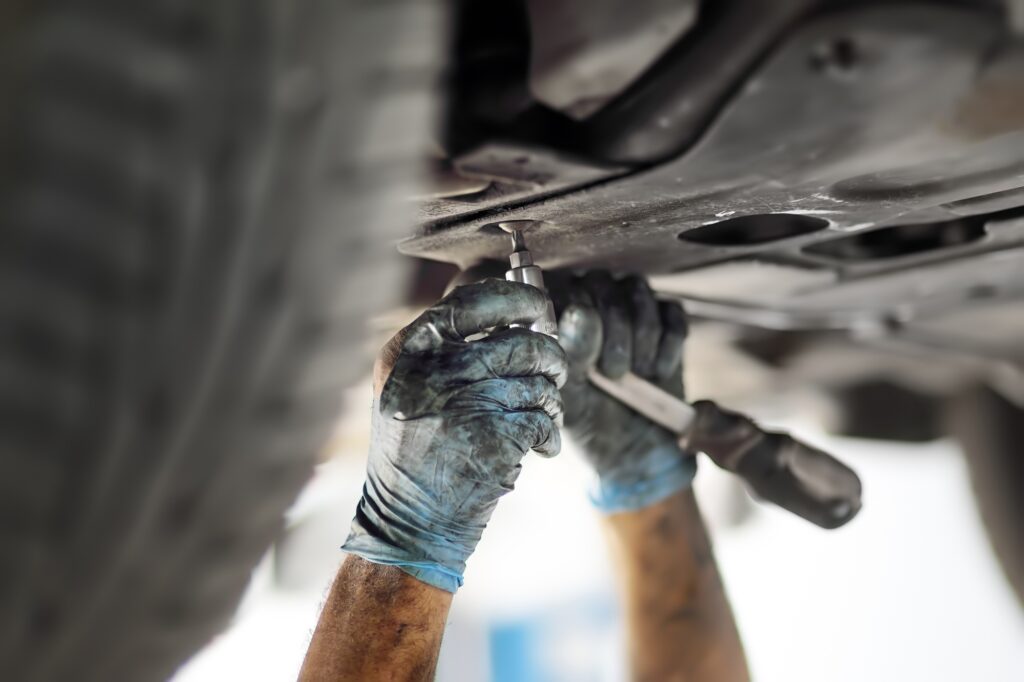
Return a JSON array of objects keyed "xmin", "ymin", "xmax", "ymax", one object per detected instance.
[
  {"xmin": 343, "ymin": 279, "xmax": 567, "ymax": 592},
  {"xmin": 556, "ymin": 273, "xmax": 697, "ymax": 514}
]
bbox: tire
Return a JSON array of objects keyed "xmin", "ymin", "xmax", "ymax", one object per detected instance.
[
  {"xmin": 0, "ymin": 2, "xmax": 445, "ymax": 680},
  {"xmin": 949, "ymin": 386, "xmax": 1024, "ymax": 608}
]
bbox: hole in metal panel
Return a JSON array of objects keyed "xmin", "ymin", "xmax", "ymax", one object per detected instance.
[
  {"xmin": 810, "ymin": 37, "xmax": 860, "ymax": 77},
  {"xmin": 967, "ymin": 283, "xmax": 998, "ymax": 300},
  {"xmin": 679, "ymin": 214, "xmax": 829, "ymax": 246},
  {"xmin": 804, "ymin": 218, "xmax": 986, "ymax": 262}
]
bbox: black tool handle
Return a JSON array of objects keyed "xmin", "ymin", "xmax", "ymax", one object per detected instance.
[{"xmin": 684, "ymin": 401, "xmax": 862, "ymax": 529}]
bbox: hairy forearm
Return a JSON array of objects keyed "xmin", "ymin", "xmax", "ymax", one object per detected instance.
[
  {"xmin": 603, "ymin": 489, "xmax": 750, "ymax": 682},
  {"xmin": 299, "ymin": 556, "xmax": 453, "ymax": 682}
]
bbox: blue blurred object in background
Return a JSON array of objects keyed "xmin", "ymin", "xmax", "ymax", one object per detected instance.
[{"xmin": 489, "ymin": 595, "xmax": 617, "ymax": 682}]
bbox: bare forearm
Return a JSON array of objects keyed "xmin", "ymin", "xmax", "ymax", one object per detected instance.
[
  {"xmin": 299, "ymin": 556, "xmax": 453, "ymax": 682},
  {"xmin": 604, "ymin": 489, "xmax": 750, "ymax": 682}
]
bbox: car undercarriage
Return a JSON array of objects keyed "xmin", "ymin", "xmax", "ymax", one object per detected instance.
[{"xmin": 404, "ymin": 0, "xmax": 1024, "ymax": 604}]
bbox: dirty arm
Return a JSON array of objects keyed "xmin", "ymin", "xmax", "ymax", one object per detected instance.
[
  {"xmin": 300, "ymin": 280, "xmax": 568, "ymax": 680},
  {"xmin": 555, "ymin": 272, "xmax": 749, "ymax": 681},
  {"xmin": 298, "ymin": 556, "xmax": 452, "ymax": 681},
  {"xmin": 604, "ymin": 489, "xmax": 750, "ymax": 682}
]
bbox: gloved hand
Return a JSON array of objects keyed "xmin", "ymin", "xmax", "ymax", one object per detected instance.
[
  {"xmin": 342, "ymin": 279, "xmax": 568, "ymax": 592},
  {"xmin": 555, "ymin": 272, "xmax": 696, "ymax": 513}
]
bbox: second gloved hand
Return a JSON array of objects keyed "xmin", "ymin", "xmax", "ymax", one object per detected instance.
[
  {"xmin": 556, "ymin": 272, "xmax": 696, "ymax": 514},
  {"xmin": 342, "ymin": 279, "xmax": 568, "ymax": 593}
]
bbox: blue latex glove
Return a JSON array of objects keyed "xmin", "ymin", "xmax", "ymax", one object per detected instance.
[
  {"xmin": 555, "ymin": 272, "xmax": 696, "ymax": 513},
  {"xmin": 342, "ymin": 279, "xmax": 568, "ymax": 592}
]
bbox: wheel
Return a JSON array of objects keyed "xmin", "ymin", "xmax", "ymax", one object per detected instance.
[
  {"xmin": 949, "ymin": 385, "xmax": 1024, "ymax": 608},
  {"xmin": 0, "ymin": 1, "xmax": 445, "ymax": 679}
]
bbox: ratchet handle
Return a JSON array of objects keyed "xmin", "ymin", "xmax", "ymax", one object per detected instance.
[{"xmin": 684, "ymin": 401, "xmax": 862, "ymax": 529}]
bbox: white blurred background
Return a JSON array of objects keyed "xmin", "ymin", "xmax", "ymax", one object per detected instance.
[{"xmin": 174, "ymin": 378, "xmax": 1024, "ymax": 682}]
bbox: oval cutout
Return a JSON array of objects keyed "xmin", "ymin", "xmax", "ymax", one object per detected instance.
[
  {"xmin": 679, "ymin": 214, "xmax": 829, "ymax": 246},
  {"xmin": 804, "ymin": 218, "xmax": 985, "ymax": 262}
]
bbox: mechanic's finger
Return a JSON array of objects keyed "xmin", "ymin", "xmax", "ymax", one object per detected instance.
[
  {"xmin": 558, "ymin": 303, "xmax": 602, "ymax": 377},
  {"xmin": 447, "ymin": 376, "xmax": 564, "ymax": 424},
  {"xmin": 582, "ymin": 271, "xmax": 632, "ymax": 379},
  {"xmin": 380, "ymin": 328, "xmax": 567, "ymax": 419},
  {"xmin": 623, "ymin": 276, "xmax": 661, "ymax": 377},
  {"xmin": 554, "ymin": 273, "xmax": 599, "ymax": 325},
  {"xmin": 403, "ymin": 279, "xmax": 550, "ymax": 351},
  {"xmin": 472, "ymin": 327, "xmax": 569, "ymax": 388},
  {"xmin": 654, "ymin": 300, "xmax": 688, "ymax": 381},
  {"xmin": 510, "ymin": 410, "xmax": 561, "ymax": 458}
]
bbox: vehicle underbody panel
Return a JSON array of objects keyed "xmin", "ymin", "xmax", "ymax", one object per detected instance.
[{"xmin": 404, "ymin": 3, "xmax": 1024, "ymax": 371}]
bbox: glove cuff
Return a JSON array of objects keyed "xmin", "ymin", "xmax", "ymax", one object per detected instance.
[
  {"xmin": 341, "ymin": 538, "xmax": 465, "ymax": 593},
  {"xmin": 589, "ymin": 444, "xmax": 697, "ymax": 514},
  {"xmin": 341, "ymin": 484, "xmax": 480, "ymax": 593}
]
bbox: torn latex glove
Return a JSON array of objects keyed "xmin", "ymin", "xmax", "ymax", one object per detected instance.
[
  {"xmin": 343, "ymin": 279, "xmax": 568, "ymax": 592},
  {"xmin": 554, "ymin": 272, "xmax": 696, "ymax": 514}
]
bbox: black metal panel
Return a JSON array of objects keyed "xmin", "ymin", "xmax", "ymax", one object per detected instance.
[{"xmin": 406, "ymin": 5, "xmax": 1024, "ymax": 332}]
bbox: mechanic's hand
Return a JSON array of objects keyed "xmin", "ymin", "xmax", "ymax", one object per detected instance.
[
  {"xmin": 342, "ymin": 279, "xmax": 568, "ymax": 592},
  {"xmin": 554, "ymin": 272, "xmax": 696, "ymax": 513}
]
